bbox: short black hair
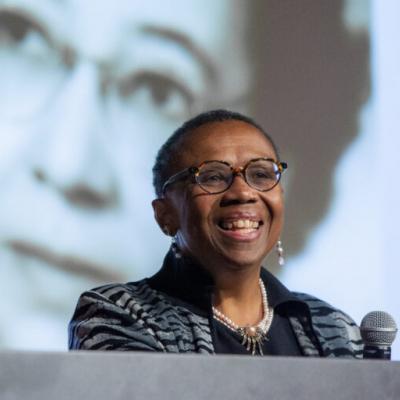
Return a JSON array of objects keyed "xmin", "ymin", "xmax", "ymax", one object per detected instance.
[{"xmin": 152, "ymin": 109, "xmax": 280, "ymax": 198}]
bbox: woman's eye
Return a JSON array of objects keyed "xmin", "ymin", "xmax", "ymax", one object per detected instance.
[
  {"xmin": 252, "ymin": 170, "xmax": 275, "ymax": 180},
  {"xmin": 0, "ymin": 11, "xmax": 29, "ymax": 45},
  {"xmin": 200, "ymin": 172, "xmax": 226, "ymax": 183},
  {"xmin": 208, "ymin": 175, "xmax": 223, "ymax": 181},
  {"xmin": 118, "ymin": 71, "xmax": 194, "ymax": 120}
]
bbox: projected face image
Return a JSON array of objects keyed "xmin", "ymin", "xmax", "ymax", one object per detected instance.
[{"xmin": 0, "ymin": 0, "xmax": 250, "ymax": 348}]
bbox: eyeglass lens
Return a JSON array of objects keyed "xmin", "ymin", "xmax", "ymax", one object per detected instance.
[{"xmin": 196, "ymin": 160, "xmax": 281, "ymax": 193}]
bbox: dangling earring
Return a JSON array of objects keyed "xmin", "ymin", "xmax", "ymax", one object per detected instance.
[
  {"xmin": 276, "ymin": 239, "xmax": 285, "ymax": 266},
  {"xmin": 171, "ymin": 236, "xmax": 182, "ymax": 259},
  {"xmin": 163, "ymin": 225, "xmax": 182, "ymax": 258}
]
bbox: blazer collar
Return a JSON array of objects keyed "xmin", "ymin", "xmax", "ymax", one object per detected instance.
[
  {"xmin": 147, "ymin": 250, "xmax": 214, "ymax": 315},
  {"xmin": 147, "ymin": 249, "xmax": 308, "ymax": 316}
]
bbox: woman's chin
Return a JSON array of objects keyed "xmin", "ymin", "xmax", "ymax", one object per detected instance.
[{"xmin": 215, "ymin": 247, "xmax": 265, "ymax": 271}]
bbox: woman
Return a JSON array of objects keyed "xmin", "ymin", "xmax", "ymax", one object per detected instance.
[{"xmin": 69, "ymin": 110, "xmax": 363, "ymax": 357}]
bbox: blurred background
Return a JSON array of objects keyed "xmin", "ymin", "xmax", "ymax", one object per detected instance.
[{"xmin": 0, "ymin": 0, "xmax": 398, "ymax": 358}]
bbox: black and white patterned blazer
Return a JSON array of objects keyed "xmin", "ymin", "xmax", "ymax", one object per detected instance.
[{"xmin": 69, "ymin": 251, "xmax": 363, "ymax": 357}]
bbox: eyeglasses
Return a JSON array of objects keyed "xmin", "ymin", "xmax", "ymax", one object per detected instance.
[{"xmin": 162, "ymin": 158, "xmax": 287, "ymax": 196}]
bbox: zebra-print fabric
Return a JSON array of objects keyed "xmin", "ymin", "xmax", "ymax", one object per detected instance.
[
  {"xmin": 69, "ymin": 280, "xmax": 214, "ymax": 353},
  {"xmin": 69, "ymin": 280, "xmax": 363, "ymax": 358},
  {"xmin": 289, "ymin": 293, "xmax": 363, "ymax": 358}
]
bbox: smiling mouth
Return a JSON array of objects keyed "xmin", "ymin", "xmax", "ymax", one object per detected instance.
[
  {"xmin": 218, "ymin": 218, "xmax": 263, "ymax": 232},
  {"xmin": 8, "ymin": 240, "xmax": 124, "ymax": 282}
]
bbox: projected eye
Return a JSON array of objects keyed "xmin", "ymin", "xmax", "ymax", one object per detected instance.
[
  {"xmin": 0, "ymin": 10, "xmax": 52, "ymax": 60},
  {"xmin": 0, "ymin": 10, "xmax": 32, "ymax": 44},
  {"xmin": 118, "ymin": 71, "xmax": 194, "ymax": 120},
  {"xmin": 0, "ymin": 10, "xmax": 65, "ymax": 119}
]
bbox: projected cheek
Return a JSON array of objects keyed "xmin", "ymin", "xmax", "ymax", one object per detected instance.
[{"xmin": 0, "ymin": 10, "xmax": 66, "ymax": 120}]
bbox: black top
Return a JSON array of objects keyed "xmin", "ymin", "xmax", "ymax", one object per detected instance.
[
  {"xmin": 148, "ymin": 252, "xmax": 305, "ymax": 356},
  {"xmin": 213, "ymin": 274, "xmax": 303, "ymax": 356}
]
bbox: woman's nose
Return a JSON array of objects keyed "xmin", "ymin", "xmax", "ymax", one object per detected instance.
[
  {"xmin": 220, "ymin": 174, "xmax": 257, "ymax": 205},
  {"xmin": 31, "ymin": 61, "xmax": 117, "ymax": 209}
]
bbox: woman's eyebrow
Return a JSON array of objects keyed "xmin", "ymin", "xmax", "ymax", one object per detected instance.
[{"xmin": 139, "ymin": 24, "xmax": 217, "ymax": 83}]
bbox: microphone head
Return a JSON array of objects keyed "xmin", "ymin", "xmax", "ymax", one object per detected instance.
[{"xmin": 360, "ymin": 311, "xmax": 398, "ymax": 347}]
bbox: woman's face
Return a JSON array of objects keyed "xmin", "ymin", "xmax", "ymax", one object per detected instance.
[
  {"xmin": 162, "ymin": 120, "xmax": 284, "ymax": 272},
  {"xmin": 0, "ymin": 0, "xmax": 250, "ymax": 348}
]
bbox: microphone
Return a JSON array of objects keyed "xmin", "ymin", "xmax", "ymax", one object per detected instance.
[{"xmin": 360, "ymin": 311, "xmax": 398, "ymax": 360}]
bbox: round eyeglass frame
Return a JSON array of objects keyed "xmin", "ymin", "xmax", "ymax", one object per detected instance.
[{"xmin": 161, "ymin": 158, "xmax": 287, "ymax": 196}]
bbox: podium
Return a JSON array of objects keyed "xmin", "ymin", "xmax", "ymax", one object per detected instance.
[{"xmin": 1, "ymin": 351, "xmax": 399, "ymax": 400}]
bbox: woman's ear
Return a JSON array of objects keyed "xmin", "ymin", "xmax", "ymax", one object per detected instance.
[{"xmin": 152, "ymin": 198, "xmax": 179, "ymax": 236}]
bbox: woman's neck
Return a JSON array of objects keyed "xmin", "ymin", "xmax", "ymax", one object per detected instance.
[{"xmin": 212, "ymin": 266, "xmax": 264, "ymax": 327}]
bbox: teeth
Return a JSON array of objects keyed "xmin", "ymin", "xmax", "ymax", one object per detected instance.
[
  {"xmin": 220, "ymin": 219, "xmax": 259, "ymax": 230},
  {"xmin": 236, "ymin": 228, "xmax": 254, "ymax": 234}
]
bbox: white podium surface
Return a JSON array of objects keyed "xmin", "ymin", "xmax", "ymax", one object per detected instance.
[{"xmin": 0, "ymin": 351, "xmax": 399, "ymax": 400}]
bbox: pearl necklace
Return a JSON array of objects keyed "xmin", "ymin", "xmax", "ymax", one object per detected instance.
[{"xmin": 212, "ymin": 279, "xmax": 274, "ymax": 356}]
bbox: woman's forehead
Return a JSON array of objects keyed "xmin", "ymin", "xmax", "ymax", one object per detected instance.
[{"xmin": 178, "ymin": 120, "xmax": 277, "ymax": 166}]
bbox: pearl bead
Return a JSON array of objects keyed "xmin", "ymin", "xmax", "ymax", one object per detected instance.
[{"xmin": 212, "ymin": 278, "xmax": 273, "ymax": 339}]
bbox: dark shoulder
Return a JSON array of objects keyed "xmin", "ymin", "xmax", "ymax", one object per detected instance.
[
  {"xmin": 68, "ymin": 279, "xmax": 171, "ymax": 351},
  {"xmin": 71, "ymin": 279, "xmax": 145, "ymax": 312},
  {"xmin": 292, "ymin": 292, "xmax": 356, "ymax": 323},
  {"xmin": 87, "ymin": 279, "xmax": 152, "ymax": 304},
  {"xmin": 292, "ymin": 292, "xmax": 364, "ymax": 358},
  {"xmin": 74, "ymin": 278, "xmax": 173, "ymax": 319},
  {"xmin": 69, "ymin": 279, "xmax": 214, "ymax": 353}
]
